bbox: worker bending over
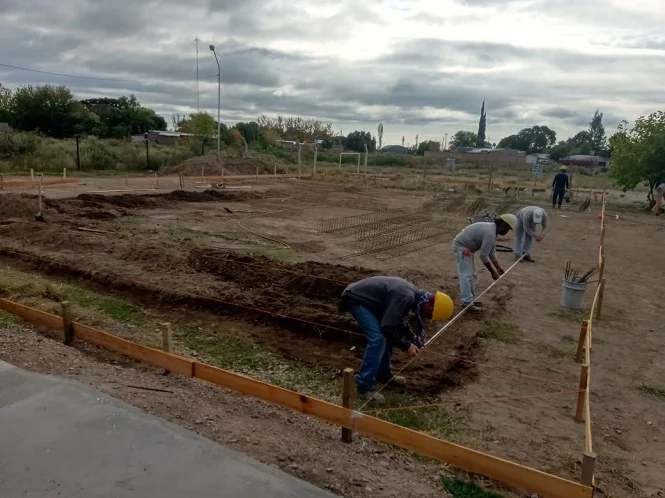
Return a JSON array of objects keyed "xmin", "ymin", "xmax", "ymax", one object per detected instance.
[
  {"xmin": 339, "ymin": 276, "xmax": 454, "ymax": 404},
  {"xmin": 552, "ymin": 166, "xmax": 569, "ymax": 209},
  {"xmin": 452, "ymin": 214, "xmax": 516, "ymax": 312},
  {"xmin": 514, "ymin": 206, "xmax": 549, "ymax": 263}
]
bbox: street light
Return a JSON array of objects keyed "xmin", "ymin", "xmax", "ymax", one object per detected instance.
[{"xmin": 209, "ymin": 44, "xmax": 221, "ymax": 159}]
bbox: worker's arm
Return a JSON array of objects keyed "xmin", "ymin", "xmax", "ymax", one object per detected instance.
[
  {"xmin": 479, "ymin": 235, "xmax": 500, "ymax": 280},
  {"xmin": 381, "ymin": 293, "xmax": 417, "ymax": 352},
  {"xmin": 552, "ymin": 175, "xmax": 557, "ymax": 188}
]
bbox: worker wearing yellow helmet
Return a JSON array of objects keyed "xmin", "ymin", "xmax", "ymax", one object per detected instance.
[
  {"xmin": 339, "ymin": 276, "xmax": 454, "ymax": 404},
  {"xmin": 452, "ymin": 214, "xmax": 516, "ymax": 312},
  {"xmin": 552, "ymin": 166, "xmax": 570, "ymax": 209}
]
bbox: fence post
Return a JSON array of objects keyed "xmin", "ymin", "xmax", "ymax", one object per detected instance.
[
  {"xmin": 581, "ymin": 452, "xmax": 596, "ymax": 486},
  {"xmin": 341, "ymin": 368, "xmax": 354, "ymax": 443},
  {"xmin": 313, "ymin": 143, "xmax": 318, "ymax": 176},
  {"xmin": 575, "ymin": 364, "xmax": 589, "ymax": 422},
  {"xmin": 61, "ymin": 301, "xmax": 74, "ymax": 346},
  {"xmin": 575, "ymin": 320, "xmax": 589, "ymax": 363},
  {"xmin": 595, "ymin": 277, "xmax": 606, "ymax": 320}
]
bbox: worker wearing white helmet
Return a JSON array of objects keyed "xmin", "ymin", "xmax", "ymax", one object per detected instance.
[
  {"xmin": 452, "ymin": 214, "xmax": 516, "ymax": 312},
  {"xmin": 514, "ymin": 206, "xmax": 550, "ymax": 263}
]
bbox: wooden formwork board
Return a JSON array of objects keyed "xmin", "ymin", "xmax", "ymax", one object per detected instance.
[{"xmin": 1, "ymin": 297, "xmax": 593, "ymax": 498}]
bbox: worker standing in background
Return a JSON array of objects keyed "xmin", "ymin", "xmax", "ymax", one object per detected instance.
[
  {"xmin": 452, "ymin": 214, "xmax": 516, "ymax": 312},
  {"xmin": 514, "ymin": 206, "xmax": 549, "ymax": 263},
  {"xmin": 651, "ymin": 179, "xmax": 665, "ymax": 215},
  {"xmin": 339, "ymin": 276, "xmax": 454, "ymax": 404},
  {"xmin": 552, "ymin": 166, "xmax": 569, "ymax": 209}
]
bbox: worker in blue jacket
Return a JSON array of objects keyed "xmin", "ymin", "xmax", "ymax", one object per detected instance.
[
  {"xmin": 339, "ymin": 276, "xmax": 454, "ymax": 404},
  {"xmin": 552, "ymin": 166, "xmax": 570, "ymax": 209}
]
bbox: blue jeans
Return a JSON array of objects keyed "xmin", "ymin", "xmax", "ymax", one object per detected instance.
[
  {"xmin": 350, "ymin": 305, "xmax": 392, "ymax": 393},
  {"xmin": 514, "ymin": 217, "xmax": 533, "ymax": 256},
  {"xmin": 454, "ymin": 245, "xmax": 476, "ymax": 304}
]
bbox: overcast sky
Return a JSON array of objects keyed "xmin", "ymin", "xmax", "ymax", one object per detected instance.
[{"xmin": 1, "ymin": 0, "xmax": 663, "ymax": 146}]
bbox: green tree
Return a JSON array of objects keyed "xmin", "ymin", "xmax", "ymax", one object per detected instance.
[
  {"xmin": 344, "ymin": 130, "xmax": 376, "ymax": 152},
  {"xmin": 498, "ymin": 126, "xmax": 556, "ymax": 154},
  {"xmin": 451, "ymin": 130, "xmax": 478, "ymax": 147},
  {"xmin": 565, "ymin": 130, "xmax": 592, "ymax": 154},
  {"xmin": 80, "ymin": 95, "xmax": 166, "ymax": 137},
  {"xmin": 549, "ymin": 141, "xmax": 570, "ymax": 162},
  {"xmin": 235, "ymin": 121, "xmax": 262, "ymax": 144},
  {"xmin": 588, "ymin": 109, "xmax": 607, "ymax": 153},
  {"xmin": 609, "ymin": 111, "xmax": 665, "ymax": 196},
  {"xmin": 476, "ymin": 100, "xmax": 486, "ymax": 147},
  {"xmin": 11, "ymin": 85, "xmax": 79, "ymax": 137},
  {"xmin": 417, "ymin": 140, "xmax": 439, "ymax": 156},
  {"xmin": 0, "ymin": 84, "xmax": 12, "ymax": 123}
]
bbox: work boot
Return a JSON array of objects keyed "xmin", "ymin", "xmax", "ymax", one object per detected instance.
[
  {"xmin": 359, "ymin": 391, "xmax": 385, "ymax": 404},
  {"xmin": 523, "ymin": 254, "xmax": 536, "ymax": 263},
  {"xmin": 463, "ymin": 303, "xmax": 483, "ymax": 313},
  {"xmin": 514, "ymin": 254, "xmax": 522, "ymax": 262},
  {"xmin": 391, "ymin": 376, "xmax": 406, "ymax": 387}
]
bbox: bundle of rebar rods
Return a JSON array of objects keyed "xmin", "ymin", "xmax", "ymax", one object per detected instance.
[
  {"xmin": 564, "ymin": 260, "xmax": 597, "ymax": 283},
  {"xmin": 317, "ymin": 210, "xmax": 402, "ymax": 233}
]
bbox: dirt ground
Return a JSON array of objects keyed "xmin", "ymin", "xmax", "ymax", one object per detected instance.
[{"xmin": 0, "ymin": 178, "xmax": 663, "ymax": 497}]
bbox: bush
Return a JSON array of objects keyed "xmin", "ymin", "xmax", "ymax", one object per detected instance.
[
  {"xmin": 0, "ymin": 131, "xmax": 41, "ymax": 157},
  {"xmin": 81, "ymin": 137, "xmax": 116, "ymax": 170}
]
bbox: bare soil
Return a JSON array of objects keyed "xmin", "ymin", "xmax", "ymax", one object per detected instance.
[{"xmin": 0, "ymin": 180, "xmax": 663, "ymax": 497}]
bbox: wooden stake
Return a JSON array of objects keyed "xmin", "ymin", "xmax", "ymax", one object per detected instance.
[
  {"xmin": 595, "ymin": 278, "xmax": 605, "ymax": 320},
  {"xmin": 256, "ymin": 167, "xmax": 259, "ymax": 184},
  {"xmin": 61, "ymin": 301, "xmax": 74, "ymax": 346},
  {"xmin": 274, "ymin": 164, "xmax": 277, "ymax": 183},
  {"xmin": 179, "ymin": 171, "xmax": 184, "ymax": 190},
  {"xmin": 154, "ymin": 171, "xmax": 158, "ymax": 187},
  {"xmin": 575, "ymin": 320, "xmax": 589, "ymax": 363},
  {"xmin": 575, "ymin": 364, "xmax": 589, "ymax": 422},
  {"xmin": 63, "ymin": 168, "xmax": 67, "ymax": 179},
  {"xmin": 125, "ymin": 174, "xmax": 129, "ymax": 187},
  {"xmin": 341, "ymin": 368, "xmax": 354, "ymax": 443},
  {"xmin": 161, "ymin": 322, "xmax": 173, "ymax": 353},
  {"xmin": 201, "ymin": 166, "xmax": 204, "ymax": 177},
  {"xmin": 580, "ymin": 452, "xmax": 596, "ymax": 486},
  {"xmin": 30, "ymin": 168, "xmax": 34, "ymax": 181}
]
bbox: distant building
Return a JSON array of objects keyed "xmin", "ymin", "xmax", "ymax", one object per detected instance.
[
  {"xmin": 526, "ymin": 153, "xmax": 550, "ymax": 165},
  {"xmin": 380, "ymin": 145, "xmax": 410, "ymax": 154},
  {"xmin": 145, "ymin": 130, "xmax": 196, "ymax": 145},
  {"xmin": 560, "ymin": 155, "xmax": 609, "ymax": 168},
  {"xmin": 452, "ymin": 147, "xmax": 525, "ymax": 157}
]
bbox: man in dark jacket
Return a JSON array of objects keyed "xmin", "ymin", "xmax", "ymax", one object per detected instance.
[
  {"xmin": 552, "ymin": 166, "xmax": 569, "ymax": 209},
  {"xmin": 339, "ymin": 276, "xmax": 453, "ymax": 404}
]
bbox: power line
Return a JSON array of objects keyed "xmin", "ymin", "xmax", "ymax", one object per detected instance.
[{"xmin": 0, "ymin": 62, "xmax": 218, "ymax": 85}]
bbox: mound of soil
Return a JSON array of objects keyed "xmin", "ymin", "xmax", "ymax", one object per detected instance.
[
  {"xmin": 0, "ymin": 193, "xmax": 56, "ymax": 219},
  {"xmin": 162, "ymin": 154, "xmax": 279, "ymax": 177},
  {"xmin": 45, "ymin": 190, "xmax": 265, "ymax": 215}
]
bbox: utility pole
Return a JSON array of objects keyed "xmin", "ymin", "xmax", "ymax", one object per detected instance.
[{"xmin": 195, "ymin": 38, "xmax": 200, "ymax": 112}]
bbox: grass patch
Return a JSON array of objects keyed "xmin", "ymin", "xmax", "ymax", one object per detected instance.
[
  {"xmin": 537, "ymin": 342, "xmax": 570, "ymax": 359},
  {"xmin": 253, "ymin": 247, "xmax": 295, "ymax": 262},
  {"xmin": 441, "ymin": 477, "xmax": 504, "ymax": 497},
  {"xmin": 481, "ymin": 321, "xmax": 522, "ymax": 344},
  {"xmin": 369, "ymin": 392, "xmax": 468, "ymax": 439},
  {"xmin": 637, "ymin": 383, "xmax": 665, "ymax": 400},
  {"xmin": 0, "ymin": 310, "xmax": 20, "ymax": 326}
]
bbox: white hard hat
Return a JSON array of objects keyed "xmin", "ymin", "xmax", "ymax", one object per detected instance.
[{"xmin": 533, "ymin": 208, "xmax": 544, "ymax": 224}]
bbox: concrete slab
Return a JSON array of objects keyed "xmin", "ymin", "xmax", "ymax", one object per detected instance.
[{"xmin": 0, "ymin": 361, "xmax": 335, "ymax": 498}]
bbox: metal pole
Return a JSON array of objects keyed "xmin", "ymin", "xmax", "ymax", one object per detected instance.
[
  {"xmin": 363, "ymin": 144, "xmax": 368, "ymax": 182},
  {"xmin": 210, "ymin": 45, "xmax": 221, "ymax": 172},
  {"xmin": 313, "ymin": 138, "xmax": 318, "ymax": 176}
]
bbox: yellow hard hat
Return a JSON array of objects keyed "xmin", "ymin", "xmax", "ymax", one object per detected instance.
[
  {"xmin": 432, "ymin": 291, "xmax": 454, "ymax": 321},
  {"xmin": 560, "ymin": 165, "xmax": 567, "ymax": 171},
  {"xmin": 499, "ymin": 213, "xmax": 517, "ymax": 231}
]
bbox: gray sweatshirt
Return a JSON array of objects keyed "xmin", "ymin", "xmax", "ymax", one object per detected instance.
[
  {"xmin": 340, "ymin": 276, "xmax": 422, "ymax": 351},
  {"xmin": 452, "ymin": 222, "xmax": 497, "ymax": 263},
  {"xmin": 516, "ymin": 206, "xmax": 550, "ymax": 237}
]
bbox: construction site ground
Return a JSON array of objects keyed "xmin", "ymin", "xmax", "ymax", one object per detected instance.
[{"xmin": 0, "ymin": 177, "xmax": 662, "ymax": 497}]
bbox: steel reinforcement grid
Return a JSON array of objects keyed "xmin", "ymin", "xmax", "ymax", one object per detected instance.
[
  {"xmin": 317, "ymin": 210, "xmax": 404, "ymax": 233},
  {"xmin": 354, "ymin": 220, "xmax": 452, "ymax": 254}
]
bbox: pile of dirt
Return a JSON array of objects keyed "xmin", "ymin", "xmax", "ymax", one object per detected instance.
[
  {"xmin": 162, "ymin": 154, "xmax": 279, "ymax": 177},
  {"xmin": 46, "ymin": 190, "xmax": 265, "ymax": 215},
  {"xmin": 0, "ymin": 193, "xmax": 56, "ymax": 219}
]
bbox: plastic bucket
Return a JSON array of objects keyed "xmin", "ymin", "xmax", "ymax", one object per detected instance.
[{"xmin": 560, "ymin": 279, "xmax": 587, "ymax": 309}]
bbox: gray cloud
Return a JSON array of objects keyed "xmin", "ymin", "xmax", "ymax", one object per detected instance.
[{"xmin": 0, "ymin": 0, "xmax": 662, "ymax": 143}]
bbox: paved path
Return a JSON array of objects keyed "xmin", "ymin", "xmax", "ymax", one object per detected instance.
[{"xmin": 0, "ymin": 361, "xmax": 335, "ymax": 498}]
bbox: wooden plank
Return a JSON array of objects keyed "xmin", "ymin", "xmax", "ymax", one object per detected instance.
[
  {"xmin": 341, "ymin": 368, "xmax": 354, "ymax": 443},
  {"xmin": 72, "ymin": 322, "xmax": 193, "ymax": 377},
  {"xmin": 585, "ymin": 380, "xmax": 593, "ymax": 453},
  {"xmin": 0, "ymin": 298, "xmax": 63, "ymax": 334},
  {"xmin": 192, "ymin": 362, "xmax": 592, "ymax": 498}
]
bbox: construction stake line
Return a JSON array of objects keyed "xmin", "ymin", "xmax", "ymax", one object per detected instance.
[{"xmin": 358, "ymin": 254, "xmax": 526, "ymax": 413}]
